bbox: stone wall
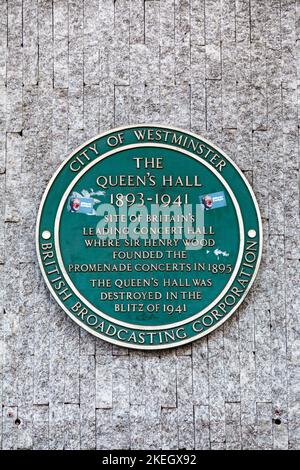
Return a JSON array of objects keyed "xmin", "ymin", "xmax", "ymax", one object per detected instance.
[{"xmin": 0, "ymin": 0, "xmax": 299, "ymax": 450}]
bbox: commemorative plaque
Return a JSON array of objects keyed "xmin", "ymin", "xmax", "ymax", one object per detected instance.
[{"xmin": 36, "ymin": 125, "xmax": 262, "ymax": 349}]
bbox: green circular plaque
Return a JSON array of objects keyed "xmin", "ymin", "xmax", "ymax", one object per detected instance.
[{"xmin": 36, "ymin": 125, "xmax": 262, "ymax": 350}]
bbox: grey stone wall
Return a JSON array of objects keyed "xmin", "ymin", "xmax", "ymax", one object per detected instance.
[{"xmin": 0, "ymin": 0, "xmax": 299, "ymax": 450}]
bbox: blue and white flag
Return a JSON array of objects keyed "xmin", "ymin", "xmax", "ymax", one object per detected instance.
[
  {"xmin": 199, "ymin": 191, "xmax": 227, "ymax": 210},
  {"xmin": 68, "ymin": 189, "xmax": 105, "ymax": 215},
  {"xmin": 68, "ymin": 195, "xmax": 95, "ymax": 214}
]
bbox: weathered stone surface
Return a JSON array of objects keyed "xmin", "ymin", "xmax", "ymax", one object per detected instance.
[{"xmin": 0, "ymin": 0, "xmax": 299, "ymax": 450}]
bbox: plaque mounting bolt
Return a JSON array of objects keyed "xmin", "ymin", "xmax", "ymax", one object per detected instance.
[
  {"xmin": 248, "ymin": 229, "xmax": 256, "ymax": 238},
  {"xmin": 42, "ymin": 230, "xmax": 51, "ymax": 240}
]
